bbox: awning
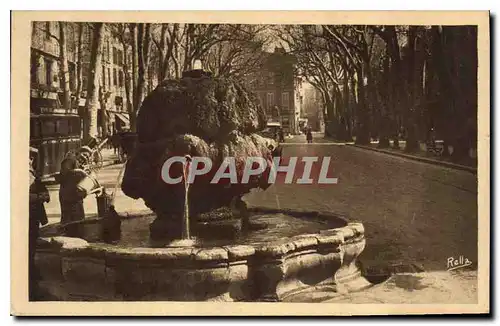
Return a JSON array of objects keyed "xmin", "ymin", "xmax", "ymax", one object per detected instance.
[{"xmin": 115, "ymin": 112, "xmax": 130, "ymax": 128}]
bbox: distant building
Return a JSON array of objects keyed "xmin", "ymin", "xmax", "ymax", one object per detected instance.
[
  {"xmin": 247, "ymin": 47, "xmax": 303, "ymax": 134},
  {"xmin": 98, "ymin": 27, "xmax": 130, "ymax": 134}
]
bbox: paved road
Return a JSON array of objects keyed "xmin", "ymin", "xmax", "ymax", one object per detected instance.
[
  {"xmin": 44, "ymin": 133, "xmax": 478, "ymax": 272},
  {"xmin": 245, "ymin": 133, "xmax": 478, "ymax": 271}
]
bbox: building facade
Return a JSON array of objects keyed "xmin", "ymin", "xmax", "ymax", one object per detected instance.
[
  {"xmin": 30, "ymin": 22, "xmax": 131, "ymax": 176},
  {"xmin": 30, "ymin": 22, "xmax": 80, "ymax": 177},
  {"xmin": 248, "ymin": 47, "xmax": 303, "ymax": 134},
  {"xmin": 98, "ymin": 26, "xmax": 130, "ymax": 135}
]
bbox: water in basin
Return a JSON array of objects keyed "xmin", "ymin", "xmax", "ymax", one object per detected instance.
[{"xmin": 81, "ymin": 212, "xmax": 346, "ymax": 248}]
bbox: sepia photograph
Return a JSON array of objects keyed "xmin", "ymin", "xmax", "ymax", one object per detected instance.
[{"xmin": 11, "ymin": 10, "xmax": 489, "ymax": 316}]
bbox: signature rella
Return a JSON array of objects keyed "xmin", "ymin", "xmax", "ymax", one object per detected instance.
[{"xmin": 160, "ymin": 156, "xmax": 339, "ymax": 185}]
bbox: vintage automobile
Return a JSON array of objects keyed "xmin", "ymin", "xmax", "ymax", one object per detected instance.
[{"xmin": 259, "ymin": 121, "xmax": 284, "ymax": 142}]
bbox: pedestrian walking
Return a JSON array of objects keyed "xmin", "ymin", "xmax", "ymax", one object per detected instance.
[
  {"xmin": 306, "ymin": 128, "xmax": 313, "ymax": 144},
  {"xmin": 279, "ymin": 128, "xmax": 285, "ymax": 143},
  {"xmin": 29, "ymin": 147, "xmax": 49, "ymax": 300},
  {"xmin": 111, "ymin": 132, "xmax": 120, "ymax": 156}
]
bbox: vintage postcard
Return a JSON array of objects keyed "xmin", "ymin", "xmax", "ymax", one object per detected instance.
[{"xmin": 11, "ymin": 10, "xmax": 489, "ymax": 316}]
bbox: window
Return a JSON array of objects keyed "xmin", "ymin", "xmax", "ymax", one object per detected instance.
[
  {"xmin": 281, "ymin": 92, "xmax": 289, "ymax": 110},
  {"xmin": 40, "ymin": 117, "xmax": 57, "ymax": 137},
  {"xmin": 257, "ymin": 94, "xmax": 263, "ymax": 108},
  {"xmin": 82, "ymin": 76, "xmax": 88, "ymax": 92},
  {"xmin": 117, "ymin": 50, "xmax": 123, "ymax": 66},
  {"xmin": 113, "ymin": 48, "xmax": 117, "ymax": 65},
  {"xmin": 45, "ymin": 22, "xmax": 51, "ymax": 40},
  {"xmin": 44, "ymin": 58, "xmax": 52, "ymax": 86},
  {"xmin": 118, "ymin": 70, "xmax": 124, "ymax": 87},
  {"xmin": 108, "ymin": 68, "xmax": 111, "ymax": 87},
  {"xmin": 30, "ymin": 54, "xmax": 38, "ymax": 85},
  {"xmin": 69, "ymin": 62, "xmax": 76, "ymax": 91},
  {"xmin": 69, "ymin": 116, "xmax": 81, "ymax": 136},
  {"xmin": 30, "ymin": 118, "xmax": 41, "ymax": 139},
  {"xmin": 102, "ymin": 65, "xmax": 106, "ymax": 87},
  {"xmin": 267, "ymin": 72, "xmax": 274, "ymax": 85},
  {"xmin": 266, "ymin": 92, "xmax": 275, "ymax": 112},
  {"xmin": 55, "ymin": 118, "xmax": 69, "ymax": 136},
  {"xmin": 115, "ymin": 96, "xmax": 123, "ymax": 106},
  {"xmin": 258, "ymin": 75, "xmax": 265, "ymax": 88},
  {"xmin": 107, "ymin": 41, "xmax": 111, "ymax": 62},
  {"xmin": 113, "ymin": 68, "xmax": 117, "ymax": 86}
]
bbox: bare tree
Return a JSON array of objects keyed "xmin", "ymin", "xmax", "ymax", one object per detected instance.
[
  {"xmin": 133, "ymin": 23, "xmax": 151, "ymax": 127},
  {"xmin": 75, "ymin": 23, "xmax": 84, "ymax": 103},
  {"xmin": 202, "ymin": 25, "xmax": 270, "ymax": 79},
  {"xmin": 114, "ymin": 23, "xmax": 134, "ymax": 131},
  {"xmin": 57, "ymin": 22, "xmax": 71, "ymax": 110},
  {"xmin": 151, "ymin": 23, "xmax": 179, "ymax": 82},
  {"xmin": 83, "ymin": 22, "xmax": 104, "ymax": 141}
]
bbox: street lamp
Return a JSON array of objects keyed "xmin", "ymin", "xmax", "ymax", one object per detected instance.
[{"xmin": 193, "ymin": 59, "xmax": 202, "ymax": 70}]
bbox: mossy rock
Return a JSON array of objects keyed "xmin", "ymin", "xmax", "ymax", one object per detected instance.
[{"xmin": 136, "ymin": 76, "xmax": 267, "ymax": 143}]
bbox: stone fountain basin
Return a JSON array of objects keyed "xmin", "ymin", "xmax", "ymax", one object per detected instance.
[{"xmin": 36, "ymin": 208, "xmax": 370, "ymax": 302}]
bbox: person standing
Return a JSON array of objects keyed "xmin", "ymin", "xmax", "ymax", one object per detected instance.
[
  {"xmin": 55, "ymin": 156, "xmax": 87, "ymax": 225},
  {"xmin": 29, "ymin": 147, "xmax": 49, "ymax": 300}
]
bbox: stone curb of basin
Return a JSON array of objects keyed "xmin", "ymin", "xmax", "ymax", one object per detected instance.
[
  {"xmin": 35, "ymin": 209, "xmax": 370, "ymax": 302},
  {"xmin": 348, "ymin": 144, "xmax": 477, "ymax": 174}
]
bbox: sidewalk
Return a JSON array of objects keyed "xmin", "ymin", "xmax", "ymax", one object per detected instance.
[
  {"xmin": 348, "ymin": 142, "xmax": 477, "ymax": 174},
  {"xmin": 100, "ymin": 148, "xmax": 121, "ymax": 167},
  {"xmin": 283, "ymin": 132, "xmax": 348, "ymax": 145},
  {"xmin": 44, "ymin": 163, "xmax": 151, "ymax": 225}
]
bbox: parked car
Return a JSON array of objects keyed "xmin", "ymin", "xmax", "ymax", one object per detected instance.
[{"xmin": 259, "ymin": 122, "xmax": 284, "ymax": 142}]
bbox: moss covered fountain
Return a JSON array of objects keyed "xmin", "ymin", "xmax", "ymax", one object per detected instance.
[{"xmin": 36, "ymin": 68, "xmax": 371, "ymax": 302}]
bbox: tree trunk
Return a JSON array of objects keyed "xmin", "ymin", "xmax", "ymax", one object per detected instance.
[
  {"xmin": 355, "ymin": 68, "xmax": 370, "ymax": 145},
  {"xmin": 134, "ymin": 23, "xmax": 151, "ymax": 126},
  {"xmin": 83, "ymin": 22, "xmax": 104, "ymax": 142},
  {"xmin": 173, "ymin": 40, "xmax": 180, "ymax": 79},
  {"xmin": 121, "ymin": 28, "xmax": 134, "ymax": 134},
  {"xmin": 130, "ymin": 23, "xmax": 138, "ymax": 131},
  {"xmin": 404, "ymin": 26, "xmax": 420, "ymax": 153},
  {"xmin": 98, "ymin": 86, "xmax": 109, "ymax": 138},
  {"xmin": 158, "ymin": 47, "xmax": 165, "ymax": 82},
  {"xmin": 342, "ymin": 73, "xmax": 353, "ymax": 141},
  {"xmin": 75, "ymin": 23, "xmax": 83, "ymax": 105},
  {"xmin": 443, "ymin": 26, "xmax": 477, "ymax": 162},
  {"xmin": 58, "ymin": 22, "xmax": 71, "ymax": 110},
  {"xmin": 377, "ymin": 55, "xmax": 390, "ymax": 148}
]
